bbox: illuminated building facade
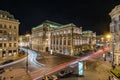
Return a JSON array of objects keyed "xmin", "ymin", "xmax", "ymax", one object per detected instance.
[
  {"xmin": 19, "ymin": 35, "xmax": 30, "ymax": 47},
  {"xmin": 31, "ymin": 20, "xmax": 96, "ymax": 56},
  {"xmin": 82, "ymin": 30, "xmax": 96, "ymax": 50},
  {"xmin": 31, "ymin": 20, "xmax": 82, "ymax": 56},
  {"xmin": 109, "ymin": 5, "xmax": 120, "ymax": 65},
  {"xmin": 0, "ymin": 10, "xmax": 20, "ymax": 58}
]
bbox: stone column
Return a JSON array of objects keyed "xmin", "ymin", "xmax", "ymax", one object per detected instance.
[
  {"xmin": 66, "ymin": 35, "xmax": 68, "ymax": 55},
  {"xmin": 55, "ymin": 36, "xmax": 57, "ymax": 52},
  {"xmin": 58, "ymin": 36, "xmax": 60, "ymax": 53}
]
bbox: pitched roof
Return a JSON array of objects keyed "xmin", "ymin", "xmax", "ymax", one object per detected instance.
[{"xmin": 32, "ymin": 20, "xmax": 76, "ymax": 30}]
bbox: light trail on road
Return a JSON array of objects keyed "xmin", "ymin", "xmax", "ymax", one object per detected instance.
[
  {"xmin": 0, "ymin": 48, "xmax": 45, "ymax": 69},
  {"xmin": 32, "ymin": 47, "xmax": 109, "ymax": 80},
  {"xmin": 20, "ymin": 48, "xmax": 45, "ymax": 68}
]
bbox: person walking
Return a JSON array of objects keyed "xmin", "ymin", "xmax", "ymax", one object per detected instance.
[
  {"xmin": 111, "ymin": 76, "xmax": 114, "ymax": 80},
  {"xmin": 108, "ymin": 76, "xmax": 111, "ymax": 80}
]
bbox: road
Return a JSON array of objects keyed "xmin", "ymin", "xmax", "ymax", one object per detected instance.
[
  {"xmin": 0, "ymin": 47, "xmax": 110, "ymax": 80},
  {"xmin": 20, "ymin": 48, "xmax": 45, "ymax": 70},
  {"xmin": 0, "ymin": 48, "xmax": 46, "ymax": 80},
  {"xmin": 32, "ymin": 49, "xmax": 107, "ymax": 80}
]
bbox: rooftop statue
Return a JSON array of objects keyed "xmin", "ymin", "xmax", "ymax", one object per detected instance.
[{"xmin": 0, "ymin": 10, "xmax": 15, "ymax": 19}]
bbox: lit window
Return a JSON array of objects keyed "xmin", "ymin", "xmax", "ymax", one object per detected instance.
[
  {"xmin": 9, "ymin": 32, "xmax": 11, "ymax": 34},
  {"xmin": 0, "ymin": 37, "xmax": 2, "ymax": 40}
]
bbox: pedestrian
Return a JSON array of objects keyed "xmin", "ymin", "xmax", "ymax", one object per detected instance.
[
  {"xmin": 108, "ymin": 76, "xmax": 111, "ymax": 80},
  {"xmin": 3, "ymin": 77, "xmax": 6, "ymax": 80},
  {"xmin": 0, "ymin": 76, "xmax": 2, "ymax": 80},
  {"xmin": 111, "ymin": 76, "xmax": 114, "ymax": 80}
]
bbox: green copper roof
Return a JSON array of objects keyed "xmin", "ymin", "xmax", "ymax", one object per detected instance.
[
  {"xmin": 82, "ymin": 30, "xmax": 92, "ymax": 34},
  {"xmin": 44, "ymin": 20, "xmax": 63, "ymax": 26},
  {"xmin": 59, "ymin": 23, "xmax": 75, "ymax": 29},
  {"xmin": 32, "ymin": 20, "xmax": 76, "ymax": 30}
]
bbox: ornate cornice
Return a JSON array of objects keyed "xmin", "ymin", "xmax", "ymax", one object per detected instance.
[{"xmin": 109, "ymin": 5, "xmax": 120, "ymax": 18}]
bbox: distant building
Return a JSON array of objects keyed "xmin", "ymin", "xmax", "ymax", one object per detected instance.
[
  {"xmin": 109, "ymin": 5, "xmax": 120, "ymax": 65},
  {"xmin": 31, "ymin": 20, "xmax": 82, "ymax": 56},
  {"xmin": 82, "ymin": 30, "xmax": 96, "ymax": 50},
  {"xmin": 31, "ymin": 20, "xmax": 96, "ymax": 56},
  {"xmin": 19, "ymin": 35, "xmax": 30, "ymax": 47},
  {"xmin": 0, "ymin": 10, "xmax": 20, "ymax": 58}
]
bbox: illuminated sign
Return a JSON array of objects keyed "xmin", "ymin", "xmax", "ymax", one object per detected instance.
[{"xmin": 78, "ymin": 61, "xmax": 83, "ymax": 75}]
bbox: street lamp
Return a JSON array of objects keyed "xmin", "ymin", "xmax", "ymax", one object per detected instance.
[
  {"xmin": 25, "ymin": 33, "xmax": 30, "ymax": 74},
  {"xmin": 112, "ymin": 36, "xmax": 115, "ymax": 69},
  {"xmin": 106, "ymin": 34, "xmax": 115, "ymax": 69}
]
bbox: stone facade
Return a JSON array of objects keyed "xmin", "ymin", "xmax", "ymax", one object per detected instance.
[
  {"xmin": 0, "ymin": 10, "xmax": 20, "ymax": 58},
  {"xmin": 19, "ymin": 35, "xmax": 30, "ymax": 47},
  {"xmin": 82, "ymin": 30, "xmax": 96, "ymax": 51},
  {"xmin": 31, "ymin": 20, "xmax": 96, "ymax": 56},
  {"xmin": 109, "ymin": 5, "xmax": 120, "ymax": 65}
]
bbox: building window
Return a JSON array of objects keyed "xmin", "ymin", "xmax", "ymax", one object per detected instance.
[
  {"xmin": 60, "ymin": 40, "xmax": 62, "ymax": 45},
  {"xmin": 119, "ymin": 24, "xmax": 120, "ymax": 30},
  {"xmin": 9, "ymin": 37, "xmax": 12, "ymax": 41},
  {"xmin": 56, "ymin": 40, "xmax": 58, "ymax": 45},
  {"xmin": 4, "ymin": 24, "xmax": 6, "ymax": 28},
  {"xmin": 14, "ymin": 26, "xmax": 16, "ymax": 29},
  {"xmin": 0, "ymin": 24, "xmax": 2, "ymax": 28},
  {"xmin": 0, "ymin": 30, "xmax": 2, "ymax": 33},
  {"xmin": 14, "ymin": 43, "xmax": 16, "ymax": 47},
  {"xmin": 9, "ymin": 25, "xmax": 11, "ymax": 29},
  {"xmin": 14, "ymin": 37, "xmax": 16, "ymax": 41},
  {"xmin": 3, "ymin": 31, "xmax": 7, "ymax": 35},
  {"xmin": 0, "ymin": 37, "xmax": 2, "ymax": 40},
  {"xmin": 4, "ymin": 43, "xmax": 6, "ymax": 47},
  {"xmin": 0, "ymin": 43, "xmax": 2, "ymax": 47},
  {"xmin": 54, "ymin": 41, "xmax": 55, "ymax": 44},
  {"xmin": 68, "ymin": 40, "xmax": 71, "ymax": 45},
  {"xmin": 9, "ymin": 43, "xmax": 12, "ymax": 47},
  {"xmin": 64, "ymin": 40, "xmax": 66, "ymax": 45},
  {"xmin": 119, "ymin": 15, "xmax": 120, "ymax": 21}
]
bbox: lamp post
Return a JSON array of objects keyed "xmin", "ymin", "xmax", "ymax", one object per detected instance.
[
  {"xmin": 25, "ymin": 33, "xmax": 30, "ymax": 74},
  {"xmin": 106, "ymin": 34, "xmax": 115, "ymax": 69},
  {"xmin": 112, "ymin": 35, "xmax": 115, "ymax": 69}
]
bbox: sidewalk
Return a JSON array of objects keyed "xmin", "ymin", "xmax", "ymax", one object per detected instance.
[
  {"xmin": 59, "ymin": 56, "xmax": 120, "ymax": 80},
  {"xmin": 0, "ymin": 54, "xmax": 26, "ymax": 65}
]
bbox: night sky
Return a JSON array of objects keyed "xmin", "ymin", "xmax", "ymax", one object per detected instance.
[{"xmin": 0, "ymin": 0, "xmax": 120, "ymax": 35}]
